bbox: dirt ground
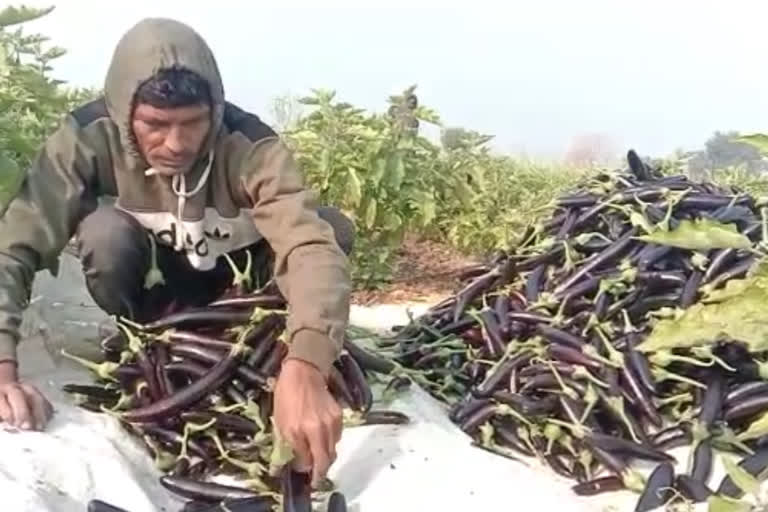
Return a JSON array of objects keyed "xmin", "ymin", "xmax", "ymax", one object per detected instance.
[{"xmin": 351, "ymin": 235, "xmax": 482, "ymax": 306}]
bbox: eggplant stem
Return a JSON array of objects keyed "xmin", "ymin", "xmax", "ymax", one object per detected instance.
[
  {"xmin": 249, "ymin": 307, "xmax": 288, "ymax": 324},
  {"xmin": 144, "ymin": 234, "xmax": 166, "ymax": 290},
  {"xmin": 620, "ymin": 468, "xmax": 646, "ymax": 493},
  {"xmin": 657, "ymin": 392, "xmax": 693, "ymax": 407},
  {"xmin": 548, "ymin": 418, "xmax": 590, "ymax": 440},
  {"xmin": 715, "ymin": 426, "xmax": 756, "ymax": 455},
  {"xmin": 517, "ymin": 426, "xmax": 540, "ymax": 458},
  {"xmin": 180, "ymin": 418, "xmax": 217, "ymax": 460},
  {"xmin": 649, "ymin": 350, "xmax": 713, "ymax": 368},
  {"xmin": 60, "ymin": 349, "xmax": 119, "ymax": 381},
  {"xmin": 620, "ymin": 309, "xmax": 637, "ymax": 334},
  {"xmin": 572, "ymin": 366, "xmax": 609, "ymax": 389},
  {"xmin": 497, "ymin": 403, "xmax": 533, "ymax": 427},
  {"xmin": 559, "ymin": 435, "xmax": 577, "ymax": 458},
  {"xmin": 117, "ymin": 316, "xmax": 144, "ymax": 331},
  {"xmin": 690, "ymin": 346, "xmax": 737, "ymax": 372},
  {"xmin": 605, "ymin": 395, "xmax": 642, "ymax": 444},
  {"xmin": 593, "ymin": 326, "xmax": 624, "ymax": 367},
  {"xmin": 143, "ymin": 435, "xmax": 175, "ymax": 471},
  {"xmin": 580, "ymin": 384, "xmax": 599, "ymax": 424},
  {"xmin": 563, "ymin": 241, "xmax": 576, "ymax": 271},
  {"xmin": 116, "ymin": 322, "xmax": 145, "ymax": 353},
  {"xmin": 546, "ymin": 360, "xmax": 579, "ymax": 401},
  {"xmin": 223, "ymin": 250, "xmax": 253, "ymax": 293},
  {"xmin": 582, "ymin": 344, "xmax": 621, "ymax": 369},
  {"xmin": 652, "ymin": 367, "xmax": 707, "ymax": 389},
  {"xmin": 578, "ymin": 449, "xmax": 593, "ymax": 481}
]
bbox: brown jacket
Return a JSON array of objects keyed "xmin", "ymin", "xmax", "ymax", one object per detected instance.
[{"xmin": 0, "ymin": 18, "xmax": 351, "ymax": 376}]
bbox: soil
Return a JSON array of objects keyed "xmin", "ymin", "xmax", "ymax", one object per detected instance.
[{"xmin": 351, "ymin": 235, "xmax": 482, "ymax": 306}]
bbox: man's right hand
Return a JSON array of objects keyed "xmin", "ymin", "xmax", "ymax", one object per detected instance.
[{"xmin": 0, "ymin": 361, "xmax": 53, "ymax": 431}]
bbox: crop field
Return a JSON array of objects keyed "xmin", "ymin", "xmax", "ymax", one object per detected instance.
[{"xmin": 12, "ymin": 6, "xmax": 768, "ymax": 511}]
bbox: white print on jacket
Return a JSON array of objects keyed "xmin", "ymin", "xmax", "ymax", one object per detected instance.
[{"xmin": 120, "ymin": 207, "xmax": 263, "ymax": 271}]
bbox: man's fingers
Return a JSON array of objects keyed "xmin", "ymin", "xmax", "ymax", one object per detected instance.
[
  {"xmin": 21, "ymin": 384, "xmax": 49, "ymax": 431},
  {"xmin": 0, "ymin": 394, "xmax": 13, "ymax": 425},
  {"xmin": 287, "ymin": 430, "xmax": 313, "ymax": 474},
  {"xmin": 331, "ymin": 405, "xmax": 343, "ymax": 446},
  {"xmin": 5, "ymin": 385, "xmax": 32, "ymax": 429},
  {"xmin": 325, "ymin": 411, "xmax": 341, "ymax": 467},
  {"xmin": 306, "ymin": 420, "xmax": 332, "ymax": 486}
]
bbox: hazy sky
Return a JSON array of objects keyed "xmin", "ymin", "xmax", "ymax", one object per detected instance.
[{"xmin": 13, "ymin": 0, "xmax": 768, "ymax": 159}]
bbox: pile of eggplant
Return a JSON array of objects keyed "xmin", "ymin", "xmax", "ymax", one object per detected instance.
[
  {"xmin": 61, "ymin": 290, "xmax": 410, "ymax": 512},
  {"xmin": 369, "ymin": 151, "xmax": 768, "ymax": 510}
]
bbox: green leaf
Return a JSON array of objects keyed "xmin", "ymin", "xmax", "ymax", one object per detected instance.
[
  {"xmin": 0, "ymin": 44, "xmax": 8, "ymax": 75},
  {"xmin": 42, "ymin": 46, "xmax": 66, "ymax": 62},
  {"xmin": 345, "ymin": 166, "xmax": 362, "ymax": 208},
  {"xmin": 454, "ymin": 179, "xmax": 475, "ymax": 208},
  {"xmin": 267, "ymin": 417, "xmax": 294, "ymax": 476},
  {"xmin": 629, "ymin": 211, "xmax": 655, "ymax": 234},
  {"xmin": 636, "ymin": 259, "xmax": 768, "ymax": 353},
  {"xmin": 371, "ymin": 157, "xmax": 387, "ymax": 188},
  {"xmin": 0, "ymin": 5, "xmax": 54, "ymax": 28},
  {"xmin": 382, "ymin": 211, "xmax": 402, "ymax": 231},
  {"xmin": 385, "ymin": 153, "xmax": 405, "ymax": 189},
  {"xmin": 0, "ymin": 152, "xmax": 22, "ymax": 215},
  {"xmin": 420, "ymin": 196, "xmax": 437, "ymax": 227},
  {"xmin": 722, "ymin": 455, "xmax": 761, "ymax": 497},
  {"xmin": 707, "ymin": 495, "xmax": 751, "ymax": 512},
  {"xmin": 637, "ymin": 218, "xmax": 752, "ymax": 251},
  {"xmin": 736, "ymin": 133, "xmax": 768, "ymax": 156},
  {"xmin": 364, "ymin": 198, "xmax": 377, "ymax": 230},
  {"xmin": 736, "ymin": 410, "xmax": 768, "ymax": 442}
]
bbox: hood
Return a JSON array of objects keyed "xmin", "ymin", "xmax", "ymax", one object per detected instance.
[{"xmin": 104, "ymin": 17, "xmax": 226, "ymax": 167}]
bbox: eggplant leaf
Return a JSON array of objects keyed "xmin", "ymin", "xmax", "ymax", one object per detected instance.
[
  {"xmin": 722, "ymin": 455, "xmax": 761, "ymax": 498},
  {"xmin": 736, "ymin": 133, "xmax": 768, "ymax": 155},
  {"xmin": 268, "ymin": 418, "xmax": 294, "ymax": 477},
  {"xmin": 637, "ymin": 259, "xmax": 768, "ymax": 353},
  {"xmin": 736, "ymin": 410, "xmax": 768, "ymax": 442},
  {"xmin": 707, "ymin": 495, "xmax": 751, "ymax": 512},
  {"xmin": 637, "ymin": 218, "xmax": 752, "ymax": 251},
  {"xmin": 346, "ymin": 166, "xmax": 362, "ymax": 208}
]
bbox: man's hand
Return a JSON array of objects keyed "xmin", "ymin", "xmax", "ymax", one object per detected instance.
[
  {"xmin": 273, "ymin": 358, "xmax": 343, "ymax": 487},
  {"xmin": 0, "ymin": 361, "xmax": 53, "ymax": 431}
]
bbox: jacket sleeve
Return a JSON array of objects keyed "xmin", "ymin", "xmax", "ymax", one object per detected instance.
[
  {"xmin": 239, "ymin": 137, "xmax": 351, "ymax": 377},
  {"xmin": 0, "ymin": 116, "xmax": 98, "ymax": 365}
]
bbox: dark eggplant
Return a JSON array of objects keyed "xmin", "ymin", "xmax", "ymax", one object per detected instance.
[
  {"xmin": 159, "ymin": 476, "xmax": 261, "ymax": 502},
  {"xmin": 87, "ymin": 500, "xmax": 130, "ymax": 512},
  {"xmin": 717, "ymin": 447, "xmax": 768, "ymax": 498},
  {"xmin": 634, "ymin": 463, "xmax": 674, "ymax": 512},
  {"xmin": 676, "ymin": 474, "xmax": 713, "ymax": 503}
]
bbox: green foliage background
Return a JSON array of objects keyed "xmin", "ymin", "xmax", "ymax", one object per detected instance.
[
  {"xmin": 0, "ymin": 6, "xmax": 98, "ymax": 209},
  {"xmin": 4, "ymin": 5, "xmax": 768, "ymax": 290}
]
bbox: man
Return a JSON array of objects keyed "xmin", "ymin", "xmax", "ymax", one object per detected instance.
[{"xmin": 0, "ymin": 17, "xmax": 353, "ymax": 486}]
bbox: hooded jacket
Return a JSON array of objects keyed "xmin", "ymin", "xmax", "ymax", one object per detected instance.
[{"xmin": 0, "ymin": 18, "xmax": 351, "ymax": 376}]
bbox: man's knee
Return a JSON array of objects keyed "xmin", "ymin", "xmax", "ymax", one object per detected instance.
[
  {"xmin": 317, "ymin": 206, "xmax": 355, "ymax": 256},
  {"xmin": 76, "ymin": 206, "xmax": 149, "ymax": 276}
]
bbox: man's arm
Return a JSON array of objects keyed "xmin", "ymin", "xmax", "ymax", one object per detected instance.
[
  {"xmin": 239, "ymin": 137, "xmax": 352, "ymax": 376},
  {"xmin": 238, "ymin": 136, "xmax": 351, "ymax": 485},
  {"xmin": 0, "ymin": 115, "xmax": 99, "ymax": 366}
]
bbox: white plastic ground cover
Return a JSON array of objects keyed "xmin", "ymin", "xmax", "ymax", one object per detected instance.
[{"xmin": 0, "ymin": 302, "xmax": 735, "ymax": 512}]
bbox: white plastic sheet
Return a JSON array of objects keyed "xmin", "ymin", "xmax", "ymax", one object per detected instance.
[
  {"xmin": 5, "ymin": 357, "xmax": 738, "ymax": 512},
  {"xmin": 3, "ymin": 296, "xmax": 731, "ymax": 512},
  {"xmin": 1, "ymin": 366, "xmax": 603, "ymax": 512}
]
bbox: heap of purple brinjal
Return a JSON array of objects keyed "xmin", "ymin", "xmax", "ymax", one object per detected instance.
[
  {"xmin": 362, "ymin": 150, "xmax": 768, "ymax": 511},
  {"xmin": 61, "ymin": 280, "xmax": 412, "ymax": 512}
]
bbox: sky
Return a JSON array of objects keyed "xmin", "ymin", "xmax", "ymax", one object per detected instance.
[{"xmin": 12, "ymin": 0, "xmax": 768, "ymax": 159}]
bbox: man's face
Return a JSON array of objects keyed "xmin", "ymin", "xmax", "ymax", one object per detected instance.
[{"xmin": 131, "ymin": 102, "xmax": 211, "ymax": 176}]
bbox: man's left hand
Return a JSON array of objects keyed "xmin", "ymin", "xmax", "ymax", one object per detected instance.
[{"xmin": 273, "ymin": 358, "xmax": 343, "ymax": 486}]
